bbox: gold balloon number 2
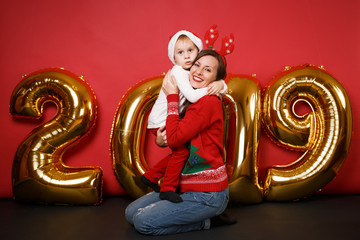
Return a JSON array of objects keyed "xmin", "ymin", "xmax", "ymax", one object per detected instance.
[
  {"xmin": 10, "ymin": 68, "xmax": 103, "ymax": 205},
  {"xmin": 111, "ymin": 64, "xmax": 352, "ymax": 203}
]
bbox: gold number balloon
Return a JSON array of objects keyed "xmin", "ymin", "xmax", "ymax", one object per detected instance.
[
  {"xmin": 10, "ymin": 68, "xmax": 103, "ymax": 205},
  {"xmin": 262, "ymin": 65, "xmax": 352, "ymax": 201},
  {"xmin": 223, "ymin": 74, "xmax": 263, "ymax": 203},
  {"xmin": 111, "ymin": 76, "xmax": 163, "ymax": 199},
  {"xmin": 110, "ymin": 74, "xmax": 263, "ymax": 203}
]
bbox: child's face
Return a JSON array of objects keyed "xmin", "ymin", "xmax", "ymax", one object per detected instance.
[{"xmin": 174, "ymin": 38, "xmax": 199, "ymax": 70}]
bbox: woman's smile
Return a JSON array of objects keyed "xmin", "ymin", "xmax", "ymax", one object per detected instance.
[{"xmin": 192, "ymin": 75, "xmax": 203, "ymax": 83}]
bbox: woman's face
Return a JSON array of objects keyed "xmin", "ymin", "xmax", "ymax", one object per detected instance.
[{"xmin": 189, "ymin": 55, "xmax": 218, "ymax": 89}]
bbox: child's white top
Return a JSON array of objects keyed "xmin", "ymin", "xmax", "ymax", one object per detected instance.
[{"xmin": 147, "ymin": 65, "xmax": 227, "ymax": 129}]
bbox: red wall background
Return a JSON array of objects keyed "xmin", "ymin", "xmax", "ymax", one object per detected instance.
[{"xmin": 0, "ymin": 0, "xmax": 359, "ymax": 198}]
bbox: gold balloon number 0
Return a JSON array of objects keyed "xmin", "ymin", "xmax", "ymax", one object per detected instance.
[
  {"xmin": 10, "ymin": 68, "xmax": 103, "ymax": 205},
  {"xmin": 111, "ymin": 65, "xmax": 352, "ymax": 203}
]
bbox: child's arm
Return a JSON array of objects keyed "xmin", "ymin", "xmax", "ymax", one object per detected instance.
[
  {"xmin": 172, "ymin": 65, "xmax": 207, "ymax": 103},
  {"xmin": 207, "ymin": 80, "xmax": 228, "ymax": 95}
]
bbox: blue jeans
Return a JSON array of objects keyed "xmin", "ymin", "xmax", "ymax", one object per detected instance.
[{"xmin": 125, "ymin": 188, "xmax": 229, "ymax": 235}]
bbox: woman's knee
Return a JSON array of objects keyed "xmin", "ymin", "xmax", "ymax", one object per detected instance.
[
  {"xmin": 125, "ymin": 203, "xmax": 140, "ymax": 225},
  {"xmin": 125, "ymin": 207, "xmax": 133, "ymax": 224},
  {"xmin": 215, "ymin": 188, "xmax": 229, "ymax": 215},
  {"xmin": 133, "ymin": 211, "xmax": 158, "ymax": 235}
]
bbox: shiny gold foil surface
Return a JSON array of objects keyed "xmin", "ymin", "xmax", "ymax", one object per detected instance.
[
  {"xmin": 262, "ymin": 65, "xmax": 352, "ymax": 201},
  {"xmin": 10, "ymin": 68, "xmax": 103, "ymax": 205},
  {"xmin": 111, "ymin": 76, "xmax": 163, "ymax": 199},
  {"xmin": 223, "ymin": 74, "xmax": 263, "ymax": 203}
]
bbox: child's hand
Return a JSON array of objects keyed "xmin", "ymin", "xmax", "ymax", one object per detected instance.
[
  {"xmin": 162, "ymin": 70, "xmax": 178, "ymax": 96},
  {"xmin": 207, "ymin": 80, "xmax": 224, "ymax": 95}
]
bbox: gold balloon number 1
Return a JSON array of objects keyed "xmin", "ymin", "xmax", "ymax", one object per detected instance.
[
  {"xmin": 10, "ymin": 68, "xmax": 103, "ymax": 205},
  {"xmin": 111, "ymin": 65, "xmax": 352, "ymax": 203}
]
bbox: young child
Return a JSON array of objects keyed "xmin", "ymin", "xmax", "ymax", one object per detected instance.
[{"xmin": 142, "ymin": 30, "xmax": 227, "ymax": 202}]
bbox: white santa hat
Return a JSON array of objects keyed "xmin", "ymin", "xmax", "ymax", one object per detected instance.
[{"xmin": 168, "ymin": 30, "xmax": 203, "ymax": 64}]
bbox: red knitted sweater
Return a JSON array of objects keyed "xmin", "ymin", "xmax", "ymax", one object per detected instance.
[{"xmin": 166, "ymin": 94, "xmax": 228, "ymax": 193}]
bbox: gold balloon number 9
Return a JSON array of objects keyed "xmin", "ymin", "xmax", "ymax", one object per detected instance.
[
  {"xmin": 10, "ymin": 68, "xmax": 103, "ymax": 205},
  {"xmin": 262, "ymin": 65, "xmax": 352, "ymax": 201},
  {"xmin": 111, "ymin": 65, "xmax": 352, "ymax": 203}
]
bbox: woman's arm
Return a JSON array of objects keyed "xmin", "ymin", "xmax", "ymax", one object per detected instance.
[
  {"xmin": 162, "ymin": 72, "xmax": 222, "ymax": 147},
  {"xmin": 165, "ymin": 94, "xmax": 221, "ymax": 148},
  {"xmin": 172, "ymin": 65, "xmax": 207, "ymax": 103}
]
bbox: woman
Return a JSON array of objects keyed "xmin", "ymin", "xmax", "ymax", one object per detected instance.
[{"xmin": 125, "ymin": 49, "xmax": 235, "ymax": 235}]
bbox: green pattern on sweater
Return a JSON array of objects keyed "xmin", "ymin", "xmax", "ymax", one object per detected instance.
[{"xmin": 182, "ymin": 144, "xmax": 214, "ymax": 174}]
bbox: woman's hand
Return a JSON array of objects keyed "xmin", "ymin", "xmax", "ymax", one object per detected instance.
[
  {"xmin": 156, "ymin": 126, "xmax": 168, "ymax": 147},
  {"xmin": 162, "ymin": 70, "xmax": 179, "ymax": 96}
]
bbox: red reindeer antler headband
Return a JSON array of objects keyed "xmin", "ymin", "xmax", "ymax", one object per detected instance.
[{"xmin": 204, "ymin": 24, "xmax": 234, "ymax": 58}]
